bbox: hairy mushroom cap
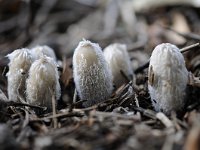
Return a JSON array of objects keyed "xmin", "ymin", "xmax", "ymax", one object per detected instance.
[
  {"xmin": 26, "ymin": 56, "xmax": 61, "ymax": 109},
  {"xmin": 148, "ymin": 43, "xmax": 188, "ymax": 114},
  {"xmin": 6, "ymin": 48, "xmax": 33, "ymax": 102},
  {"xmin": 103, "ymin": 43, "xmax": 133, "ymax": 88},
  {"xmin": 31, "ymin": 45, "xmax": 57, "ymax": 61},
  {"xmin": 73, "ymin": 40, "xmax": 113, "ymax": 107}
]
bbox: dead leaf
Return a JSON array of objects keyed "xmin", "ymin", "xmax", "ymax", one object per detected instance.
[{"xmin": 60, "ymin": 57, "xmax": 73, "ymax": 88}]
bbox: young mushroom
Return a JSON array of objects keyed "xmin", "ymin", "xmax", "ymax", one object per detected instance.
[
  {"xmin": 103, "ymin": 43, "xmax": 133, "ymax": 88},
  {"xmin": 26, "ymin": 55, "xmax": 61, "ymax": 109},
  {"xmin": 30, "ymin": 45, "xmax": 57, "ymax": 61},
  {"xmin": 148, "ymin": 43, "xmax": 188, "ymax": 115},
  {"xmin": 73, "ymin": 40, "xmax": 113, "ymax": 107},
  {"xmin": 6, "ymin": 48, "xmax": 33, "ymax": 102}
]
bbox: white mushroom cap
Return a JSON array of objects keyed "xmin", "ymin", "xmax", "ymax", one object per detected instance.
[
  {"xmin": 26, "ymin": 55, "xmax": 60, "ymax": 109},
  {"xmin": 7, "ymin": 48, "xmax": 33, "ymax": 74},
  {"xmin": 73, "ymin": 40, "xmax": 113, "ymax": 107},
  {"xmin": 6, "ymin": 48, "xmax": 33, "ymax": 102},
  {"xmin": 103, "ymin": 43, "xmax": 133, "ymax": 88},
  {"xmin": 30, "ymin": 45, "xmax": 57, "ymax": 61},
  {"xmin": 148, "ymin": 43, "xmax": 188, "ymax": 114}
]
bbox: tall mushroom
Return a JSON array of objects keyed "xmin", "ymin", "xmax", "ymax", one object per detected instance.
[
  {"xmin": 26, "ymin": 56, "xmax": 61, "ymax": 109},
  {"xmin": 73, "ymin": 40, "xmax": 113, "ymax": 107},
  {"xmin": 148, "ymin": 43, "xmax": 188, "ymax": 114},
  {"xmin": 6, "ymin": 48, "xmax": 33, "ymax": 102},
  {"xmin": 103, "ymin": 43, "xmax": 133, "ymax": 88}
]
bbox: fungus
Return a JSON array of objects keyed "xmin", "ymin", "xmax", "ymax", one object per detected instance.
[
  {"xmin": 26, "ymin": 56, "xmax": 61, "ymax": 109},
  {"xmin": 148, "ymin": 43, "xmax": 188, "ymax": 114},
  {"xmin": 103, "ymin": 43, "xmax": 133, "ymax": 88},
  {"xmin": 73, "ymin": 40, "xmax": 113, "ymax": 107},
  {"xmin": 6, "ymin": 48, "xmax": 33, "ymax": 102},
  {"xmin": 31, "ymin": 45, "xmax": 57, "ymax": 61}
]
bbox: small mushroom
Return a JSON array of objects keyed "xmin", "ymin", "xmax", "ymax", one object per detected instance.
[
  {"xmin": 73, "ymin": 40, "xmax": 113, "ymax": 107},
  {"xmin": 30, "ymin": 45, "xmax": 57, "ymax": 61},
  {"xmin": 103, "ymin": 43, "xmax": 133, "ymax": 88},
  {"xmin": 6, "ymin": 48, "xmax": 33, "ymax": 102},
  {"xmin": 26, "ymin": 56, "xmax": 61, "ymax": 109},
  {"xmin": 148, "ymin": 43, "xmax": 188, "ymax": 114}
]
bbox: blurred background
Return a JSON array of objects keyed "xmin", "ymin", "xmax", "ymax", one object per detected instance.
[
  {"xmin": 1, "ymin": 0, "xmax": 200, "ymax": 87},
  {"xmin": 1, "ymin": 0, "xmax": 200, "ymax": 58}
]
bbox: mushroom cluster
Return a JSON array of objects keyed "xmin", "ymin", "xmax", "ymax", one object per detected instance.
[
  {"xmin": 6, "ymin": 40, "xmax": 193, "ymax": 115},
  {"xmin": 6, "ymin": 45, "xmax": 60, "ymax": 109},
  {"xmin": 72, "ymin": 40, "xmax": 134, "ymax": 106},
  {"xmin": 73, "ymin": 41, "xmax": 193, "ymax": 115}
]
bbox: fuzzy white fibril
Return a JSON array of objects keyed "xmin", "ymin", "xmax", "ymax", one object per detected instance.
[
  {"xmin": 6, "ymin": 48, "xmax": 33, "ymax": 102},
  {"xmin": 73, "ymin": 40, "xmax": 113, "ymax": 107},
  {"xmin": 26, "ymin": 56, "xmax": 61, "ymax": 109},
  {"xmin": 103, "ymin": 43, "xmax": 133, "ymax": 88},
  {"xmin": 30, "ymin": 45, "xmax": 57, "ymax": 61},
  {"xmin": 148, "ymin": 43, "xmax": 188, "ymax": 114}
]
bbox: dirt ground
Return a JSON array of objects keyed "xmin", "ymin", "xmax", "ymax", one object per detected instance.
[{"xmin": 0, "ymin": 0, "xmax": 200, "ymax": 150}]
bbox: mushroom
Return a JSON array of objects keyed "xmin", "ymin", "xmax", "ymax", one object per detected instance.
[
  {"xmin": 103, "ymin": 43, "xmax": 133, "ymax": 88},
  {"xmin": 26, "ymin": 55, "xmax": 61, "ymax": 109},
  {"xmin": 30, "ymin": 45, "xmax": 57, "ymax": 61},
  {"xmin": 73, "ymin": 40, "xmax": 113, "ymax": 107},
  {"xmin": 148, "ymin": 43, "xmax": 188, "ymax": 114},
  {"xmin": 6, "ymin": 48, "xmax": 33, "ymax": 102}
]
